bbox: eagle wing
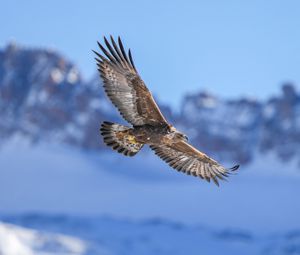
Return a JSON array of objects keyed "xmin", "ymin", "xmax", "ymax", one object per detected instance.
[
  {"xmin": 93, "ymin": 36, "xmax": 168, "ymax": 126},
  {"xmin": 150, "ymin": 141, "xmax": 239, "ymax": 186}
]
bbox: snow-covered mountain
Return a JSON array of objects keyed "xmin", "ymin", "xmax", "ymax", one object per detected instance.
[
  {"xmin": 1, "ymin": 42, "xmax": 300, "ymax": 167},
  {"xmin": 2, "ymin": 42, "xmax": 300, "ymax": 255},
  {"xmin": 0, "ymin": 42, "xmax": 117, "ymax": 150},
  {"xmin": 0, "ymin": 221, "xmax": 90, "ymax": 255},
  {"xmin": 181, "ymin": 84, "xmax": 300, "ymax": 166},
  {"xmin": 1, "ymin": 138, "xmax": 300, "ymax": 254},
  {"xmin": 1, "ymin": 214, "xmax": 300, "ymax": 255}
]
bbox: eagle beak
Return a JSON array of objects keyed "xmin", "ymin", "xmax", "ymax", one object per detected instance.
[
  {"xmin": 176, "ymin": 133, "xmax": 188, "ymax": 141},
  {"xmin": 178, "ymin": 133, "xmax": 188, "ymax": 141}
]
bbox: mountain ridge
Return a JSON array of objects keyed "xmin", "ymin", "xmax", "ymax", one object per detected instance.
[{"xmin": 1, "ymin": 43, "xmax": 300, "ymax": 166}]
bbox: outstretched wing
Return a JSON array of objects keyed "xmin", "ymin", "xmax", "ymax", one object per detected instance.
[
  {"xmin": 93, "ymin": 36, "xmax": 168, "ymax": 126},
  {"xmin": 150, "ymin": 141, "xmax": 239, "ymax": 186}
]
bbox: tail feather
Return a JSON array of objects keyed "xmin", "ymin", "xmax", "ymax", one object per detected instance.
[{"xmin": 100, "ymin": 121, "xmax": 143, "ymax": 156}]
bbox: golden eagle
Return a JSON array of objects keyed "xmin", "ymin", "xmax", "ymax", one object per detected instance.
[{"xmin": 93, "ymin": 36, "xmax": 239, "ymax": 186}]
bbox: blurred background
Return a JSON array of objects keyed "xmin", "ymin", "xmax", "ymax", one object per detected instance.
[{"xmin": 1, "ymin": 0, "xmax": 300, "ymax": 254}]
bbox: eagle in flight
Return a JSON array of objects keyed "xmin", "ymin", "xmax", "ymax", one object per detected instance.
[{"xmin": 93, "ymin": 36, "xmax": 239, "ymax": 186}]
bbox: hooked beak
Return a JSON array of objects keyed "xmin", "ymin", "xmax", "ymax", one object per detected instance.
[{"xmin": 178, "ymin": 133, "xmax": 188, "ymax": 141}]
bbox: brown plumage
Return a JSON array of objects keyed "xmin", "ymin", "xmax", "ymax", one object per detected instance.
[{"xmin": 94, "ymin": 36, "xmax": 239, "ymax": 186}]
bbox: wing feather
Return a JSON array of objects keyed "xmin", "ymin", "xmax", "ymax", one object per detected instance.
[
  {"xmin": 94, "ymin": 36, "xmax": 168, "ymax": 126},
  {"xmin": 150, "ymin": 141, "xmax": 239, "ymax": 186}
]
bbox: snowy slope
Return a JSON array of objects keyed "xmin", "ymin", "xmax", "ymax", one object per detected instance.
[
  {"xmin": 1, "ymin": 214, "xmax": 300, "ymax": 255},
  {"xmin": 0, "ymin": 221, "xmax": 90, "ymax": 255},
  {"xmin": 0, "ymin": 141, "xmax": 299, "ymax": 234}
]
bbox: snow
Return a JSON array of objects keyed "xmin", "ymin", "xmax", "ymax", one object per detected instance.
[
  {"xmin": 90, "ymin": 98, "xmax": 116, "ymax": 114},
  {"xmin": 197, "ymin": 95, "xmax": 217, "ymax": 108},
  {"xmin": 0, "ymin": 222, "xmax": 87, "ymax": 255},
  {"xmin": 1, "ymin": 214, "xmax": 300, "ymax": 255},
  {"xmin": 0, "ymin": 141, "xmax": 300, "ymax": 254},
  {"xmin": 0, "ymin": 142, "xmax": 299, "ymax": 232},
  {"xmin": 182, "ymin": 96, "xmax": 261, "ymax": 141},
  {"xmin": 51, "ymin": 68, "xmax": 64, "ymax": 84},
  {"xmin": 67, "ymin": 68, "xmax": 79, "ymax": 84},
  {"xmin": 263, "ymin": 103, "xmax": 276, "ymax": 119},
  {"xmin": 26, "ymin": 89, "xmax": 49, "ymax": 106}
]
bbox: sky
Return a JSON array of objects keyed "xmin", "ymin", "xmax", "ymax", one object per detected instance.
[{"xmin": 2, "ymin": 0, "xmax": 300, "ymax": 108}]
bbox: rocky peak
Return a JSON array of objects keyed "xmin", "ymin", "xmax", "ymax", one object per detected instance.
[{"xmin": 1, "ymin": 43, "xmax": 300, "ymax": 167}]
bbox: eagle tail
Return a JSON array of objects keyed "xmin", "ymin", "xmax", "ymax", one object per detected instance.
[{"xmin": 100, "ymin": 121, "xmax": 143, "ymax": 156}]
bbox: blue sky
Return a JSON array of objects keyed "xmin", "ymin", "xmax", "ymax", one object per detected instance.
[{"xmin": 2, "ymin": 0, "xmax": 300, "ymax": 107}]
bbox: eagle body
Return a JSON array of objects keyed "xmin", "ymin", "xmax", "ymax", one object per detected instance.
[
  {"xmin": 94, "ymin": 36, "xmax": 239, "ymax": 186},
  {"xmin": 132, "ymin": 124, "xmax": 185, "ymax": 145}
]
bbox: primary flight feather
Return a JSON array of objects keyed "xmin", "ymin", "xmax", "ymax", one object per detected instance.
[{"xmin": 94, "ymin": 36, "xmax": 239, "ymax": 186}]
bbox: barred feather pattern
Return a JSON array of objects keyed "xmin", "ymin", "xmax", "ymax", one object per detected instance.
[
  {"xmin": 150, "ymin": 143, "xmax": 239, "ymax": 186},
  {"xmin": 93, "ymin": 36, "xmax": 168, "ymax": 126},
  {"xmin": 100, "ymin": 121, "xmax": 143, "ymax": 157}
]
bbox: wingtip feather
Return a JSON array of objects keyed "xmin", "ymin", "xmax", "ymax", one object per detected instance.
[{"xmin": 230, "ymin": 165, "xmax": 240, "ymax": 171}]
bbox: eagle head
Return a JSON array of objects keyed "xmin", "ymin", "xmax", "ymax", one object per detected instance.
[
  {"xmin": 168, "ymin": 126, "xmax": 188, "ymax": 142},
  {"xmin": 176, "ymin": 132, "xmax": 189, "ymax": 142}
]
